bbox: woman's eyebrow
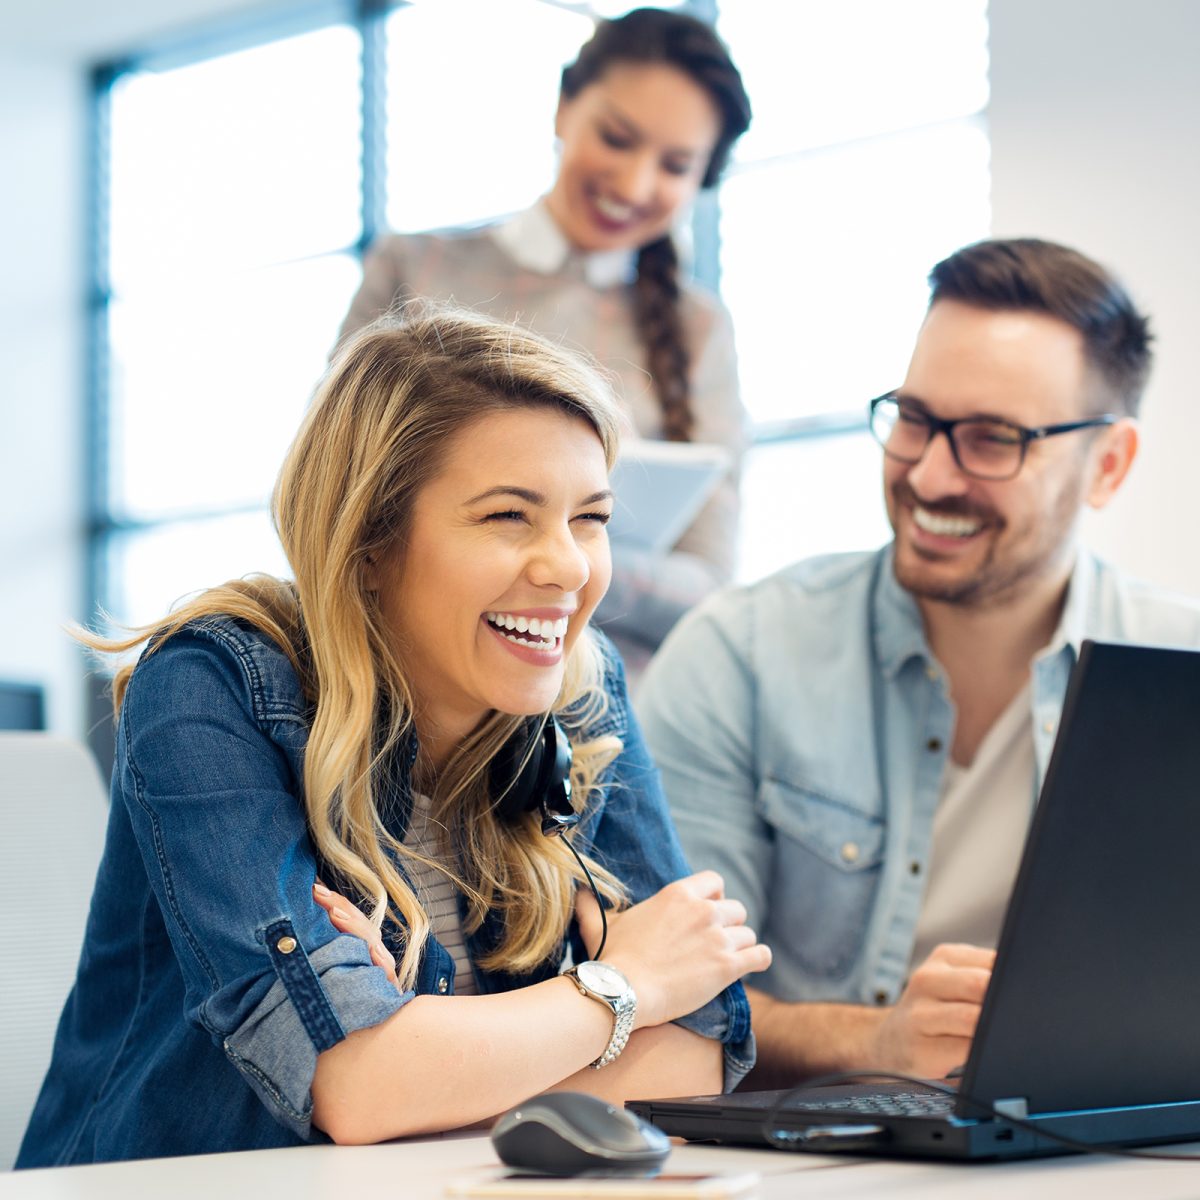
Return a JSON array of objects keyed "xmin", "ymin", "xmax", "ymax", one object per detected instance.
[
  {"xmin": 465, "ymin": 486, "xmax": 614, "ymax": 506},
  {"xmin": 599, "ymin": 103, "xmax": 701, "ymax": 158},
  {"xmin": 599, "ymin": 103, "xmax": 640, "ymax": 137},
  {"xmin": 466, "ymin": 486, "xmax": 545, "ymax": 505}
]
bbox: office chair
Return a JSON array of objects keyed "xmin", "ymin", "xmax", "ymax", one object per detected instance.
[
  {"xmin": 0, "ymin": 682, "xmax": 46, "ymax": 732},
  {"xmin": 0, "ymin": 735, "xmax": 107, "ymax": 1170}
]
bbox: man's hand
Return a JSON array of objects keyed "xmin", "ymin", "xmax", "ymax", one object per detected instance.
[{"xmin": 866, "ymin": 943, "xmax": 995, "ymax": 1079}]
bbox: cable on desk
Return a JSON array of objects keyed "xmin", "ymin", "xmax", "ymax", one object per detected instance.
[{"xmin": 762, "ymin": 1071, "xmax": 1200, "ymax": 1163}]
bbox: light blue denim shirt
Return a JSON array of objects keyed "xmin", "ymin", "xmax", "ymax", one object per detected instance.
[
  {"xmin": 18, "ymin": 618, "xmax": 751, "ymax": 1168},
  {"xmin": 637, "ymin": 546, "xmax": 1200, "ymax": 1010}
]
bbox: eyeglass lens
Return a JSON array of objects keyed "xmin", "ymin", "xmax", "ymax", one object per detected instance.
[{"xmin": 870, "ymin": 397, "xmax": 1024, "ymax": 480}]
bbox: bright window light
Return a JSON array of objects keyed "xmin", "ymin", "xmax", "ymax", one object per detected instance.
[
  {"xmin": 108, "ymin": 253, "xmax": 360, "ymax": 520},
  {"xmin": 385, "ymin": 1, "xmax": 594, "ymax": 231},
  {"xmin": 109, "ymin": 25, "xmax": 361, "ymax": 290},
  {"xmin": 722, "ymin": 0, "xmax": 989, "ymax": 164},
  {"xmin": 106, "ymin": 510, "xmax": 291, "ymax": 631},
  {"xmin": 737, "ymin": 432, "xmax": 892, "ymax": 582},
  {"xmin": 722, "ymin": 121, "xmax": 991, "ymax": 427},
  {"xmin": 717, "ymin": 0, "xmax": 991, "ymax": 579}
]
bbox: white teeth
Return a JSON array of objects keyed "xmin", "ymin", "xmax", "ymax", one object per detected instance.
[
  {"xmin": 594, "ymin": 195, "xmax": 633, "ymax": 221},
  {"xmin": 913, "ymin": 507, "xmax": 982, "ymax": 538},
  {"xmin": 486, "ymin": 612, "xmax": 570, "ymax": 647}
]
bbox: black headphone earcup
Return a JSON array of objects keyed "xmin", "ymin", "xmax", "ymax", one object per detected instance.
[{"xmin": 491, "ymin": 717, "xmax": 577, "ymax": 836}]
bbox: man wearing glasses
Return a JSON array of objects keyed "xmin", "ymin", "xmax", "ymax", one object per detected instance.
[{"xmin": 637, "ymin": 237, "xmax": 1200, "ymax": 1085}]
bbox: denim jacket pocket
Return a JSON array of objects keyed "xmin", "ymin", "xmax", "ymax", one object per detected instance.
[{"xmin": 758, "ymin": 778, "xmax": 885, "ymax": 982}]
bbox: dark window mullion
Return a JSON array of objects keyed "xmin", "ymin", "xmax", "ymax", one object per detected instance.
[
  {"xmin": 684, "ymin": 0, "xmax": 722, "ymax": 293},
  {"xmin": 358, "ymin": 0, "xmax": 391, "ymax": 254},
  {"xmin": 86, "ymin": 64, "xmax": 119, "ymax": 632}
]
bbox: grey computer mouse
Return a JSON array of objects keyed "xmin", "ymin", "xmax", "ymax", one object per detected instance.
[{"xmin": 491, "ymin": 1091, "xmax": 672, "ymax": 1176}]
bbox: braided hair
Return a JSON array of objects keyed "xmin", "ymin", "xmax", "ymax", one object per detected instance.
[{"xmin": 560, "ymin": 8, "xmax": 751, "ymax": 441}]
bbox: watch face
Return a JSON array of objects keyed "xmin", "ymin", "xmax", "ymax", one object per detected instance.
[{"xmin": 577, "ymin": 960, "xmax": 629, "ymax": 999}]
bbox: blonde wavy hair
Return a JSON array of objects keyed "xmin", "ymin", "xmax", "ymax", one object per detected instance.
[{"xmin": 87, "ymin": 305, "xmax": 630, "ymax": 990}]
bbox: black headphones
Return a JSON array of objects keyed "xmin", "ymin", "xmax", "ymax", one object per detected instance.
[{"xmin": 490, "ymin": 716, "xmax": 579, "ymax": 838}]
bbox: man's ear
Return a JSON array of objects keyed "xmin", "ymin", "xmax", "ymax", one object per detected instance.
[{"xmin": 1087, "ymin": 418, "xmax": 1139, "ymax": 510}]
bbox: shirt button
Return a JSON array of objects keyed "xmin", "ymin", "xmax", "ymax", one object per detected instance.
[
  {"xmin": 1042, "ymin": 719, "xmax": 1055, "ymax": 735},
  {"xmin": 874, "ymin": 989, "xmax": 889, "ymax": 1006},
  {"xmin": 925, "ymin": 665, "xmax": 939, "ymax": 682},
  {"xmin": 910, "ymin": 860, "xmax": 922, "ymax": 875},
  {"xmin": 276, "ymin": 936, "xmax": 297, "ymax": 955},
  {"xmin": 840, "ymin": 842, "xmax": 860, "ymax": 864},
  {"xmin": 437, "ymin": 976, "xmax": 450, "ymax": 994},
  {"xmin": 926, "ymin": 737, "xmax": 943, "ymax": 753}
]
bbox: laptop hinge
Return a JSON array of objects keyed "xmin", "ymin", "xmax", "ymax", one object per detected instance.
[{"xmin": 992, "ymin": 1097, "xmax": 1029, "ymax": 1120}]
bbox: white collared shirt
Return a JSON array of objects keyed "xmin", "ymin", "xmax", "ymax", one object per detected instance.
[{"xmin": 489, "ymin": 199, "xmax": 638, "ymax": 290}]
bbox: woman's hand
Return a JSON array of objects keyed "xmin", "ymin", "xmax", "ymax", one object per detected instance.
[
  {"xmin": 312, "ymin": 880, "xmax": 400, "ymax": 987},
  {"xmin": 574, "ymin": 870, "xmax": 771, "ymax": 1031}
]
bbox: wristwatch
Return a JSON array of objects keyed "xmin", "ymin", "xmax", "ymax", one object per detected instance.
[{"xmin": 561, "ymin": 960, "xmax": 637, "ymax": 1069}]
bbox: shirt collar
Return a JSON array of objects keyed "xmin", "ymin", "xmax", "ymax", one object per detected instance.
[
  {"xmin": 872, "ymin": 543, "xmax": 1099, "ymax": 680},
  {"xmin": 490, "ymin": 199, "xmax": 636, "ymax": 289},
  {"xmin": 872, "ymin": 545, "xmax": 933, "ymax": 680},
  {"xmin": 1037, "ymin": 547, "xmax": 1095, "ymax": 662}
]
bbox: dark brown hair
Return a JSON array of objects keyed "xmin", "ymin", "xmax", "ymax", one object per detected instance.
[
  {"xmin": 928, "ymin": 238, "xmax": 1153, "ymax": 416},
  {"xmin": 561, "ymin": 8, "xmax": 751, "ymax": 440}
]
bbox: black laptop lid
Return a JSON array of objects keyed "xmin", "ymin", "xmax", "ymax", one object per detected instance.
[{"xmin": 962, "ymin": 640, "xmax": 1200, "ymax": 1117}]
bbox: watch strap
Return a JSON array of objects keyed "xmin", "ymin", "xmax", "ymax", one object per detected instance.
[{"xmin": 562, "ymin": 964, "xmax": 637, "ymax": 1070}]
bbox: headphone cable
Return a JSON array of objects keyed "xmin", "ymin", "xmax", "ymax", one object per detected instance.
[{"xmin": 561, "ymin": 834, "xmax": 608, "ymax": 961}]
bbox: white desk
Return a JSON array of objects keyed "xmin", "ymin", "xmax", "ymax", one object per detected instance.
[{"xmin": 4, "ymin": 1133, "xmax": 1198, "ymax": 1199}]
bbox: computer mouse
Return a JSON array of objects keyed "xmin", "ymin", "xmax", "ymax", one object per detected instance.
[{"xmin": 491, "ymin": 1091, "xmax": 672, "ymax": 1176}]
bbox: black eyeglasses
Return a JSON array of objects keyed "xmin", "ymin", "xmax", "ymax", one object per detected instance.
[{"xmin": 868, "ymin": 393, "xmax": 1119, "ymax": 481}]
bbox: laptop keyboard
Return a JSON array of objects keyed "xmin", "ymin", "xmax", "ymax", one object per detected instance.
[{"xmin": 789, "ymin": 1091, "xmax": 956, "ymax": 1118}]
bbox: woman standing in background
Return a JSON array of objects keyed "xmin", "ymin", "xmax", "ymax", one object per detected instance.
[{"xmin": 337, "ymin": 7, "xmax": 752, "ymax": 676}]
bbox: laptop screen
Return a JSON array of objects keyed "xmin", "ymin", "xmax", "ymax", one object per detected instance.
[{"xmin": 961, "ymin": 639, "xmax": 1200, "ymax": 1116}]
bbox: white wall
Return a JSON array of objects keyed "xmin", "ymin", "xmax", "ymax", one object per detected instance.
[
  {"xmin": 0, "ymin": 53, "xmax": 88, "ymax": 735},
  {"xmin": 989, "ymin": 0, "xmax": 1200, "ymax": 597}
]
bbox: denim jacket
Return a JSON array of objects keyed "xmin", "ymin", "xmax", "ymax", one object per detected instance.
[
  {"xmin": 18, "ymin": 619, "xmax": 751, "ymax": 1168},
  {"xmin": 637, "ymin": 546, "xmax": 1200, "ymax": 1010}
]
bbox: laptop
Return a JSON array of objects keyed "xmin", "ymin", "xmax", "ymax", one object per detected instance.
[{"xmin": 629, "ymin": 640, "xmax": 1200, "ymax": 1160}]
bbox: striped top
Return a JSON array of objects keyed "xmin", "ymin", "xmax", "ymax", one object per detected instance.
[{"xmin": 403, "ymin": 794, "xmax": 478, "ymax": 996}]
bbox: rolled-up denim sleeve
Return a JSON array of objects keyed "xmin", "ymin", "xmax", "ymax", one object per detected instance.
[
  {"xmin": 578, "ymin": 635, "xmax": 756, "ymax": 1091},
  {"xmin": 222, "ymin": 934, "xmax": 411, "ymax": 1138},
  {"xmin": 119, "ymin": 632, "xmax": 409, "ymax": 1140}
]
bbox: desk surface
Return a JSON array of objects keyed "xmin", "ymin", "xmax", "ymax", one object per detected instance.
[{"xmin": 5, "ymin": 1133, "xmax": 1199, "ymax": 1200}]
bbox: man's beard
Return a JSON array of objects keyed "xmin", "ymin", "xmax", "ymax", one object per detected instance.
[
  {"xmin": 889, "ymin": 480, "xmax": 1075, "ymax": 611},
  {"xmin": 892, "ymin": 475, "xmax": 1080, "ymax": 609}
]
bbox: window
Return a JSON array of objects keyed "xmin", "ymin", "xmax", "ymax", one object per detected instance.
[
  {"xmin": 383, "ymin": 1, "xmax": 594, "ymax": 233},
  {"xmin": 97, "ymin": 19, "xmax": 363, "ymax": 627},
  {"xmin": 90, "ymin": 0, "xmax": 989, "ymax": 629},
  {"xmin": 719, "ymin": 0, "xmax": 990, "ymax": 579}
]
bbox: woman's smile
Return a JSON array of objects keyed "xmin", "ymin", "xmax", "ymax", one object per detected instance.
[{"xmin": 484, "ymin": 609, "xmax": 573, "ymax": 658}]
